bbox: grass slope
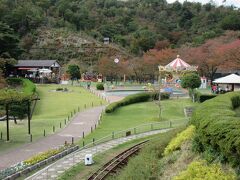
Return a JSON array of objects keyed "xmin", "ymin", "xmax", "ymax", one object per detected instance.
[
  {"xmin": 79, "ymin": 99, "xmax": 194, "ymax": 146},
  {"xmin": 0, "ymin": 84, "xmax": 106, "ymax": 153}
]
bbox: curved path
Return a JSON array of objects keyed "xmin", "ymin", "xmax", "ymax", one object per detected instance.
[{"xmin": 0, "ymin": 106, "xmax": 105, "ymax": 170}]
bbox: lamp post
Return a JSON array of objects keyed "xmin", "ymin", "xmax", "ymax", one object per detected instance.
[
  {"xmin": 158, "ymin": 65, "xmax": 162, "ymax": 120},
  {"xmin": 158, "ymin": 65, "xmax": 166, "ymax": 120},
  {"xmin": 114, "ymin": 58, "xmax": 119, "ymax": 85}
]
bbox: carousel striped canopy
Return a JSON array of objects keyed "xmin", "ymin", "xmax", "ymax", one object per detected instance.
[{"xmin": 165, "ymin": 55, "xmax": 190, "ymax": 71}]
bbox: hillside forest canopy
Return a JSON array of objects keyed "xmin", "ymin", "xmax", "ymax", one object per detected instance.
[{"xmin": 0, "ymin": 0, "xmax": 240, "ymax": 81}]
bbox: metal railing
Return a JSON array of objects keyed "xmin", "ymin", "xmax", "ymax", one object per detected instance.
[{"xmin": 26, "ymin": 118, "xmax": 188, "ymax": 180}]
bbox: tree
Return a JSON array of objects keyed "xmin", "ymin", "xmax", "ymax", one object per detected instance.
[
  {"xmin": 0, "ymin": 21, "xmax": 21, "ymax": 58},
  {"xmin": 67, "ymin": 64, "xmax": 81, "ymax": 84},
  {"xmin": 181, "ymin": 73, "xmax": 201, "ymax": 102},
  {"xmin": 98, "ymin": 57, "xmax": 128, "ymax": 84},
  {"xmin": 221, "ymin": 12, "xmax": 240, "ymax": 31},
  {"xmin": 0, "ymin": 57, "xmax": 17, "ymax": 77}
]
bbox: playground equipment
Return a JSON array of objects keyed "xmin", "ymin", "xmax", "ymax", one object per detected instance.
[{"xmin": 159, "ymin": 55, "xmax": 198, "ymax": 90}]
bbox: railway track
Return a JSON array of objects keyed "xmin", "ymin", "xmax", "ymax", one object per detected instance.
[{"xmin": 88, "ymin": 140, "xmax": 149, "ymax": 180}]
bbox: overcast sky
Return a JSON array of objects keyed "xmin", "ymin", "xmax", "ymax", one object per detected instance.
[{"xmin": 166, "ymin": 0, "xmax": 240, "ymax": 7}]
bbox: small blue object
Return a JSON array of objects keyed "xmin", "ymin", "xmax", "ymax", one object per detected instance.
[{"xmin": 164, "ymin": 87, "xmax": 173, "ymax": 93}]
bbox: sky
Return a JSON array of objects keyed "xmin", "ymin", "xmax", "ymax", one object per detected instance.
[{"xmin": 166, "ymin": 0, "xmax": 240, "ymax": 7}]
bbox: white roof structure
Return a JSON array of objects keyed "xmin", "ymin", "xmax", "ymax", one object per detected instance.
[
  {"xmin": 165, "ymin": 55, "xmax": 191, "ymax": 71},
  {"xmin": 213, "ymin": 74, "xmax": 240, "ymax": 84}
]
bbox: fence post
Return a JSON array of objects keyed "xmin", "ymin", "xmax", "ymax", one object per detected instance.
[
  {"xmin": 65, "ymin": 119, "xmax": 66, "ymax": 125},
  {"xmin": 95, "ymin": 124, "xmax": 96, "ymax": 129},
  {"xmin": 84, "ymin": 104, "xmax": 86, "ymax": 109},
  {"xmin": 53, "ymin": 126, "xmax": 55, "ymax": 132},
  {"xmin": 83, "ymin": 141, "xmax": 85, "ymax": 147},
  {"xmin": 72, "ymin": 137, "xmax": 74, "ymax": 144},
  {"xmin": 0, "ymin": 132, "xmax": 2, "ymax": 140},
  {"xmin": 112, "ymin": 132, "xmax": 115, "ymax": 139},
  {"xmin": 68, "ymin": 115, "xmax": 70, "ymax": 121},
  {"xmin": 82, "ymin": 131, "xmax": 85, "ymax": 138},
  {"xmin": 91, "ymin": 127, "xmax": 93, "ymax": 133},
  {"xmin": 60, "ymin": 122, "xmax": 62, "ymax": 128},
  {"xmin": 44, "ymin": 129, "xmax": 46, "ymax": 137},
  {"xmin": 30, "ymin": 134, "xmax": 32, "ymax": 142},
  {"xmin": 170, "ymin": 121, "xmax": 172, "ymax": 128},
  {"xmin": 93, "ymin": 138, "xmax": 95, "ymax": 145}
]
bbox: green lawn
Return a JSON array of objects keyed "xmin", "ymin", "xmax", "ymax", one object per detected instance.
[
  {"xmin": 79, "ymin": 98, "xmax": 195, "ymax": 146},
  {"xmin": 0, "ymin": 84, "xmax": 106, "ymax": 153}
]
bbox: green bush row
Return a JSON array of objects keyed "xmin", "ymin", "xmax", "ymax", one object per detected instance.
[
  {"xmin": 191, "ymin": 92, "xmax": 240, "ymax": 169},
  {"xmin": 22, "ymin": 78, "xmax": 36, "ymax": 95},
  {"xmin": 190, "ymin": 89, "xmax": 217, "ymax": 103},
  {"xmin": 96, "ymin": 83, "xmax": 104, "ymax": 90},
  {"xmin": 105, "ymin": 92, "xmax": 170, "ymax": 113},
  {"xmin": 6, "ymin": 78, "xmax": 23, "ymax": 86},
  {"xmin": 231, "ymin": 95, "xmax": 240, "ymax": 109},
  {"xmin": 164, "ymin": 125, "xmax": 196, "ymax": 156}
]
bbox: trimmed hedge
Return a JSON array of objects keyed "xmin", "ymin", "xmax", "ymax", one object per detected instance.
[
  {"xmin": 190, "ymin": 89, "xmax": 217, "ymax": 103},
  {"xmin": 191, "ymin": 92, "xmax": 240, "ymax": 169},
  {"xmin": 96, "ymin": 83, "xmax": 104, "ymax": 90},
  {"xmin": 6, "ymin": 78, "xmax": 23, "ymax": 86},
  {"xmin": 164, "ymin": 125, "xmax": 196, "ymax": 156},
  {"xmin": 105, "ymin": 92, "xmax": 170, "ymax": 113}
]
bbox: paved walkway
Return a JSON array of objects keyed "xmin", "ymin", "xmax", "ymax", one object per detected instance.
[
  {"xmin": 0, "ymin": 106, "xmax": 105, "ymax": 170},
  {"xmin": 27, "ymin": 128, "xmax": 170, "ymax": 180}
]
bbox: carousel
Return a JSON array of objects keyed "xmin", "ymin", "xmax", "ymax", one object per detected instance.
[{"xmin": 159, "ymin": 55, "xmax": 198, "ymax": 91}]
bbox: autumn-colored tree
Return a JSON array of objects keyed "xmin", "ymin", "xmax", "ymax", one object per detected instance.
[
  {"xmin": 178, "ymin": 34, "xmax": 240, "ymax": 82},
  {"xmin": 154, "ymin": 40, "xmax": 170, "ymax": 51},
  {"xmin": 98, "ymin": 57, "xmax": 129, "ymax": 83}
]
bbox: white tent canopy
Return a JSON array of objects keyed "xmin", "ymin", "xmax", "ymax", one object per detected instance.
[{"xmin": 213, "ymin": 74, "xmax": 240, "ymax": 84}]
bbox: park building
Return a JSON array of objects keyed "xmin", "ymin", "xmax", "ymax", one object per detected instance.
[{"xmin": 13, "ymin": 60, "xmax": 61, "ymax": 83}]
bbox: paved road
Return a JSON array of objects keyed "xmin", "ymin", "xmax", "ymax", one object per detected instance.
[{"xmin": 0, "ymin": 106, "xmax": 105, "ymax": 170}]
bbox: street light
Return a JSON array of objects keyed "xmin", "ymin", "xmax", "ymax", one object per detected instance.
[
  {"xmin": 158, "ymin": 65, "xmax": 167, "ymax": 120},
  {"xmin": 114, "ymin": 58, "xmax": 120, "ymax": 85}
]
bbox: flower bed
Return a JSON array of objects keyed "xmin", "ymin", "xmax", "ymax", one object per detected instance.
[{"xmin": 0, "ymin": 145, "xmax": 79, "ymax": 180}]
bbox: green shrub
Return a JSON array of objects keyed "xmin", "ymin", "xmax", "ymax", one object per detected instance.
[
  {"xmin": 163, "ymin": 125, "xmax": 196, "ymax": 156},
  {"xmin": 191, "ymin": 92, "xmax": 240, "ymax": 169},
  {"xmin": 96, "ymin": 83, "xmax": 104, "ymax": 90},
  {"xmin": 56, "ymin": 87, "xmax": 64, "ymax": 91},
  {"xmin": 24, "ymin": 149, "xmax": 61, "ymax": 166},
  {"xmin": 105, "ymin": 92, "xmax": 170, "ymax": 113},
  {"xmin": 22, "ymin": 78, "xmax": 36, "ymax": 95},
  {"xmin": 231, "ymin": 95, "xmax": 240, "ymax": 109},
  {"xmin": 174, "ymin": 160, "xmax": 236, "ymax": 180},
  {"xmin": 198, "ymin": 94, "xmax": 217, "ymax": 103},
  {"xmin": 6, "ymin": 78, "xmax": 23, "ymax": 86},
  {"xmin": 190, "ymin": 89, "xmax": 217, "ymax": 103}
]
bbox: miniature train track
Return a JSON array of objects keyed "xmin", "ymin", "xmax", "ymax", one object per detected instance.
[{"xmin": 88, "ymin": 140, "xmax": 149, "ymax": 180}]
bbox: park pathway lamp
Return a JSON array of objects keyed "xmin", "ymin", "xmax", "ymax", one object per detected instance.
[
  {"xmin": 114, "ymin": 58, "xmax": 120, "ymax": 85},
  {"xmin": 158, "ymin": 65, "xmax": 167, "ymax": 120}
]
